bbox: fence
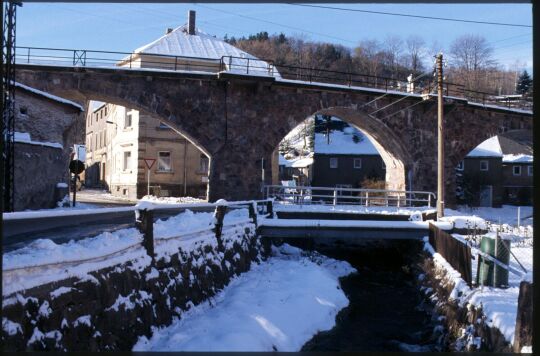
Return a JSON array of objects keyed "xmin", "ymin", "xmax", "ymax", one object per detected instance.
[
  {"xmin": 15, "ymin": 46, "xmax": 533, "ymax": 110},
  {"xmin": 264, "ymin": 184, "xmax": 436, "ymax": 207},
  {"xmin": 428, "ymin": 223, "xmax": 473, "ymax": 286}
]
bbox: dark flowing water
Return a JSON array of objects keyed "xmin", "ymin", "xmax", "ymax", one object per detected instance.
[{"xmin": 300, "ymin": 240, "xmax": 446, "ymax": 352}]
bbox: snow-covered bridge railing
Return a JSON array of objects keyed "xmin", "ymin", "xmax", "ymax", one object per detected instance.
[
  {"xmin": 15, "ymin": 46, "xmax": 533, "ymax": 110},
  {"xmin": 263, "ymin": 185, "xmax": 436, "ymax": 208},
  {"xmin": 2, "ymin": 199, "xmax": 273, "ymax": 252}
]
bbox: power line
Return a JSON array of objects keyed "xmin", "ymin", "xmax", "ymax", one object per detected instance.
[
  {"xmin": 288, "ymin": 4, "xmax": 532, "ymax": 28},
  {"xmin": 194, "ymin": 4, "xmax": 357, "ymax": 44}
]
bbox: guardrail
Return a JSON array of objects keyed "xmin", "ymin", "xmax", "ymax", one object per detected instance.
[
  {"xmin": 3, "ymin": 199, "xmax": 273, "ymax": 252},
  {"xmin": 15, "ymin": 46, "xmax": 532, "ymax": 110},
  {"xmin": 263, "ymin": 185, "xmax": 436, "ymax": 207}
]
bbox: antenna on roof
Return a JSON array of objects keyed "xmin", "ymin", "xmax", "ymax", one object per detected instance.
[{"xmin": 188, "ymin": 10, "xmax": 196, "ymax": 35}]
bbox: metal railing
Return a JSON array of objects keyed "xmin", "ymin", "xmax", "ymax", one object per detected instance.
[
  {"xmin": 263, "ymin": 184, "xmax": 436, "ymax": 207},
  {"xmin": 15, "ymin": 46, "xmax": 532, "ymax": 110}
]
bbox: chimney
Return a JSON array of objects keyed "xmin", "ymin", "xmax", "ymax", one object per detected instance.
[
  {"xmin": 188, "ymin": 10, "xmax": 196, "ymax": 35},
  {"xmin": 166, "ymin": 28, "xmax": 173, "ymax": 34}
]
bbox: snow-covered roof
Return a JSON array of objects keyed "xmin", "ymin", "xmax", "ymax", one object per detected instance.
[
  {"xmin": 279, "ymin": 154, "xmax": 313, "ymax": 168},
  {"xmin": 133, "ymin": 25, "xmax": 279, "ymax": 78},
  {"xmin": 467, "ymin": 136, "xmax": 503, "ymax": 158},
  {"xmin": 314, "ymin": 127, "xmax": 380, "ymax": 155},
  {"xmin": 14, "ymin": 82, "xmax": 84, "ymax": 112},
  {"xmin": 14, "ymin": 131, "xmax": 63, "ymax": 149},
  {"xmin": 502, "ymin": 154, "xmax": 533, "ymax": 163}
]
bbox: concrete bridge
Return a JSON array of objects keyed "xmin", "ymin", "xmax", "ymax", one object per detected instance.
[{"xmin": 15, "ymin": 63, "xmax": 532, "ymax": 203}]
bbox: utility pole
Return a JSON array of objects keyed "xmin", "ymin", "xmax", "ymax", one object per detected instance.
[{"xmin": 436, "ymin": 53, "xmax": 445, "ymax": 218}]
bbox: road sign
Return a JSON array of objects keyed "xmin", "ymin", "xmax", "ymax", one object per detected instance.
[
  {"xmin": 143, "ymin": 158, "xmax": 156, "ymax": 170},
  {"xmin": 69, "ymin": 160, "xmax": 85, "ymax": 174}
]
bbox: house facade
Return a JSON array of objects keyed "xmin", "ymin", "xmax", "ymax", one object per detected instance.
[
  {"xmin": 85, "ymin": 10, "xmax": 274, "ymax": 200},
  {"xmin": 85, "ymin": 103, "xmax": 209, "ymax": 200},
  {"xmin": 310, "ymin": 116, "xmax": 385, "ymax": 190},
  {"xmin": 455, "ymin": 134, "xmax": 533, "ymax": 207},
  {"xmin": 13, "ymin": 82, "xmax": 85, "ymax": 210}
]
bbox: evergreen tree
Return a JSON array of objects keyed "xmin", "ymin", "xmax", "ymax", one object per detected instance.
[{"xmin": 516, "ymin": 70, "xmax": 532, "ymax": 95}]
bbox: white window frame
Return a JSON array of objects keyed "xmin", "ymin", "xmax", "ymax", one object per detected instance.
[
  {"xmin": 157, "ymin": 151, "xmax": 172, "ymax": 172},
  {"xmin": 353, "ymin": 158, "xmax": 362, "ymax": 169},
  {"xmin": 513, "ymin": 165, "xmax": 521, "ymax": 176},
  {"xmin": 528, "ymin": 165, "xmax": 533, "ymax": 176},
  {"xmin": 456, "ymin": 160, "xmax": 464, "ymax": 171},
  {"xmin": 123, "ymin": 151, "xmax": 131, "ymax": 171},
  {"xmin": 329, "ymin": 157, "xmax": 338, "ymax": 169},
  {"xmin": 480, "ymin": 160, "xmax": 489, "ymax": 171}
]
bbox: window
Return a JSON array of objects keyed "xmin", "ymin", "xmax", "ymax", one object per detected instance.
[
  {"xmin": 199, "ymin": 154, "xmax": 209, "ymax": 173},
  {"xmin": 125, "ymin": 111, "xmax": 133, "ymax": 128},
  {"xmin": 528, "ymin": 165, "xmax": 533, "ymax": 176},
  {"xmin": 480, "ymin": 160, "xmax": 489, "ymax": 171},
  {"xmin": 513, "ymin": 166, "xmax": 521, "ymax": 176},
  {"xmin": 157, "ymin": 151, "xmax": 172, "ymax": 171},
  {"xmin": 104, "ymin": 107, "xmax": 108, "ymax": 116},
  {"xmin": 20, "ymin": 106, "xmax": 28, "ymax": 115},
  {"xmin": 353, "ymin": 158, "xmax": 362, "ymax": 169},
  {"xmin": 329, "ymin": 157, "xmax": 338, "ymax": 169},
  {"xmin": 456, "ymin": 160, "xmax": 464, "ymax": 171},
  {"xmin": 123, "ymin": 151, "xmax": 131, "ymax": 171}
]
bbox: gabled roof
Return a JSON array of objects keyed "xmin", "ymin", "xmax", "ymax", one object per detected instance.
[
  {"xmin": 132, "ymin": 25, "xmax": 278, "ymax": 77},
  {"xmin": 314, "ymin": 124, "xmax": 380, "ymax": 155},
  {"xmin": 467, "ymin": 136, "xmax": 503, "ymax": 158}
]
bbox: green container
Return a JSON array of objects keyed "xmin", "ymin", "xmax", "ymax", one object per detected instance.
[{"xmin": 477, "ymin": 234, "xmax": 510, "ymax": 288}]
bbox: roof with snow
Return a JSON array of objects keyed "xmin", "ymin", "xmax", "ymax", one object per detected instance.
[
  {"xmin": 279, "ymin": 154, "xmax": 314, "ymax": 168},
  {"xmin": 314, "ymin": 126, "xmax": 380, "ymax": 155},
  {"xmin": 14, "ymin": 82, "xmax": 84, "ymax": 112},
  {"xmin": 132, "ymin": 25, "xmax": 279, "ymax": 77},
  {"xmin": 467, "ymin": 136, "xmax": 503, "ymax": 158},
  {"xmin": 502, "ymin": 154, "xmax": 533, "ymax": 163}
]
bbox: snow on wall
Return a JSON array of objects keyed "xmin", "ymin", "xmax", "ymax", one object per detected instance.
[
  {"xmin": 2, "ymin": 208, "xmax": 269, "ymax": 351},
  {"xmin": 14, "ymin": 82, "xmax": 84, "ymax": 112}
]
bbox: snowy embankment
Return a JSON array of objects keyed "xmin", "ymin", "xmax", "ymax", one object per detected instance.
[
  {"xmin": 425, "ymin": 205, "xmax": 533, "ymax": 348},
  {"xmin": 134, "ymin": 244, "xmax": 356, "ymax": 352},
  {"xmin": 140, "ymin": 195, "xmax": 206, "ymax": 204},
  {"xmin": 2, "ymin": 209, "xmax": 250, "ymax": 296}
]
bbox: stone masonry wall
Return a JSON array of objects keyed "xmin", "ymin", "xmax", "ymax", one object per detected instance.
[
  {"xmin": 13, "ymin": 142, "xmax": 67, "ymax": 211},
  {"xmin": 2, "ymin": 225, "xmax": 271, "ymax": 351}
]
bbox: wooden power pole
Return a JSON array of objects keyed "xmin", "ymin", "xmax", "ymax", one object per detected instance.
[{"xmin": 436, "ymin": 53, "xmax": 445, "ymax": 218}]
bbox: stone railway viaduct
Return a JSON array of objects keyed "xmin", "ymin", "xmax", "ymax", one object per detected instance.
[{"xmin": 16, "ymin": 64, "xmax": 533, "ymax": 204}]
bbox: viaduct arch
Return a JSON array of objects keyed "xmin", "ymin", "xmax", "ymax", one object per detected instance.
[{"xmin": 15, "ymin": 65, "xmax": 532, "ymax": 205}]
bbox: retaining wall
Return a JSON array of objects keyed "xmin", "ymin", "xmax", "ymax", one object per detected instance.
[{"xmin": 2, "ymin": 223, "xmax": 271, "ymax": 351}]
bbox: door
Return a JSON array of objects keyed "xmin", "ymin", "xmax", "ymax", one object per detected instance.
[{"xmin": 479, "ymin": 185, "xmax": 493, "ymax": 207}]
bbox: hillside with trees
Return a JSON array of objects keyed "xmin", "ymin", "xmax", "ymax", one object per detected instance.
[{"xmin": 226, "ymin": 32, "xmax": 532, "ymax": 97}]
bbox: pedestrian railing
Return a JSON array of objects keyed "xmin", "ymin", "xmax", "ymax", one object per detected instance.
[
  {"xmin": 15, "ymin": 46, "xmax": 533, "ymax": 110},
  {"xmin": 263, "ymin": 184, "xmax": 436, "ymax": 207}
]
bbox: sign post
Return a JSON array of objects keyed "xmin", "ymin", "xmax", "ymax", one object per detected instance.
[{"xmin": 143, "ymin": 158, "xmax": 156, "ymax": 196}]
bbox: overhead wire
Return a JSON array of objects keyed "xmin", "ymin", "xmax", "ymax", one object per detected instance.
[
  {"xmin": 194, "ymin": 4, "xmax": 357, "ymax": 44},
  {"xmin": 287, "ymin": 3, "xmax": 532, "ymax": 28}
]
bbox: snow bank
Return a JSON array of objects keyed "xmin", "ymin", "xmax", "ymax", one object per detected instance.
[
  {"xmin": 140, "ymin": 195, "xmax": 206, "ymax": 204},
  {"xmin": 133, "ymin": 244, "xmax": 355, "ymax": 352},
  {"xmin": 441, "ymin": 215, "xmax": 487, "ymax": 230}
]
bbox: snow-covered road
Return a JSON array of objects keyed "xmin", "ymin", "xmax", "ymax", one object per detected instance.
[{"xmin": 133, "ymin": 244, "xmax": 356, "ymax": 352}]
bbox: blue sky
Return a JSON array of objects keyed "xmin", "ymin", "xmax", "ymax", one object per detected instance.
[{"xmin": 17, "ymin": 3, "xmax": 532, "ymax": 73}]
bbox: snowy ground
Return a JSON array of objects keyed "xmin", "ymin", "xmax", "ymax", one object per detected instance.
[
  {"xmin": 134, "ymin": 244, "xmax": 356, "ymax": 352},
  {"xmin": 446, "ymin": 205, "xmax": 533, "ymax": 226}
]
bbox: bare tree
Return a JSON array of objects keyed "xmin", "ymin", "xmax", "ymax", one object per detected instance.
[
  {"xmin": 384, "ymin": 35, "xmax": 404, "ymax": 79},
  {"xmin": 405, "ymin": 35, "xmax": 426, "ymax": 75},
  {"xmin": 449, "ymin": 34, "xmax": 497, "ymax": 91}
]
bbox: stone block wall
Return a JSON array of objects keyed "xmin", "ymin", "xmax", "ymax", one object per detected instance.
[
  {"xmin": 13, "ymin": 142, "xmax": 68, "ymax": 211},
  {"xmin": 2, "ymin": 225, "xmax": 271, "ymax": 351}
]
